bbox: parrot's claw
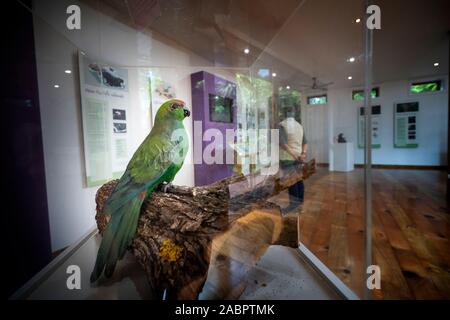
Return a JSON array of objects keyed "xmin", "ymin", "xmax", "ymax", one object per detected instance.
[{"xmin": 162, "ymin": 182, "xmax": 172, "ymax": 193}]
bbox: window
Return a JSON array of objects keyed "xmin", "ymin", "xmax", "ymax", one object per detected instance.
[
  {"xmin": 352, "ymin": 87, "xmax": 379, "ymax": 100},
  {"xmin": 307, "ymin": 94, "xmax": 327, "ymax": 105},
  {"xmin": 409, "ymin": 80, "xmax": 442, "ymax": 94}
]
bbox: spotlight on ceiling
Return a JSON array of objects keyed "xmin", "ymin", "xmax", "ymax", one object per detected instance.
[
  {"xmin": 244, "ymin": 48, "xmax": 250, "ymax": 54},
  {"xmin": 355, "ymin": 18, "xmax": 361, "ymax": 23},
  {"xmin": 347, "ymin": 57, "xmax": 356, "ymax": 63},
  {"xmin": 347, "ymin": 76, "xmax": 353, "ymax": 80},
  {"xmin": 54, "ymin": 84, "xmax": 60, "ymax": 88},
  {"xmin": 433, "ymin": 62, "xmax": 439, "ymax": 67},
  {"xmin": 272, "ymin": 72, "xmax": 277, "ymax": 77},
  {"xmin": 286, "ymin": 85, "xmax": 290, "ymax": 89},
  {"xmin": 65, "ymin": 70, "xmax": 72, "ymax": 74}
]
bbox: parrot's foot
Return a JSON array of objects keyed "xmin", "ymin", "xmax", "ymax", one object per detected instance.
[{"xmin": 162, "ymin": 182, "xmax": 173, "ymax": 193}]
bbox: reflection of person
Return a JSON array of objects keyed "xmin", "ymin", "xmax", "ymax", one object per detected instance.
[{"xmin": 279, "ymin": 107, "xmax": 308, "ymax": 211}]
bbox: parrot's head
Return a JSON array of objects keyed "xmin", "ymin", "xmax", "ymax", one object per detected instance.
[{"xmin": 156, "ymin": 99, "xmax": 190, "ymax": 122}]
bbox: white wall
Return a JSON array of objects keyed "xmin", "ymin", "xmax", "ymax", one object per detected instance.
[
  {"xmin": 301, "ymin": 102, "xmax": 330, "ymax": 164},
  {"xmin": 33, "ymin": 0, "xmax": 235, "ymax": 250},
  {"xmin": 326, "ymin": 78, "xmax": 448, "ymax": 166},
  {"xmin": 302, "ymin": 78, "xmax": 448, "ymax": 168}
]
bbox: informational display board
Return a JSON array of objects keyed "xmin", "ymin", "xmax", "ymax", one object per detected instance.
[
  {"xmin": 79, "ymin": 52, "xmax": 131, "ymax": 187},
  {"xmin": 358, "ymin": 105, "xmax": 381, "ymax": 148},
  {"xmin": 394, "ymin": 102, "xmax": 418, "ymax": 148},
  {"xmin": 148, "ymin": 71, "xmax": 176, "ymax": 122}
]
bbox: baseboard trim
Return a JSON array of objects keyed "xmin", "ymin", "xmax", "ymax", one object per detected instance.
[
  {"xmin": 316, "ymin": 163, "xmax": 329, "ymax": 168},
  {"xmin": 354, "ymin": 164, "xmax": 447, "ymax": 171}
]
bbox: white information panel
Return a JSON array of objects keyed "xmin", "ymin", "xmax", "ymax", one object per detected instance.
[
  {"xmin": 79, "ymin": 52, "xmax": 132, "ymax": 187},
  {"xmin": 394, "ymin": 102, "xmax": 418, "ymax": 148},
  {"xmin": 358, "ymin": 105, "xmax": 381, "ymax": 149}
]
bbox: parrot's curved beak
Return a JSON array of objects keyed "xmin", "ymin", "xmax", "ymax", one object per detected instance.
[{"xmin": 183, "ymin": 108, "xmax": 191, "ymax": 118}]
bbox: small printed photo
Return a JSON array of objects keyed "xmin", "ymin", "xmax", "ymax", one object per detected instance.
[
  {"xmin": 408, "ymin": 117, "xmax": 416, "ymax": 124},
  {"xmin": 101, "ymin": 65, "xmax": 126, "ymax": 89},
  {"xmin": 408, "ymin": 124, "xmax": 416, "ymax": 130},
  {"xmin": 113, "ymin": 109, "xmax": 126, "ymax": 120},
  {"xmin": 85, "ymin": 60, "xmax": 103, "ymax": 88},
  {"xmin": 83, "ymin": 56, "xmax": 128, "ymax": 91},
  {"xmin": 154, "ymin": 82, "xmax": 175, "ymax": 100},
  {"xmin": 113, "ymin": 122, "xmax": 127, "ymax": 133}
]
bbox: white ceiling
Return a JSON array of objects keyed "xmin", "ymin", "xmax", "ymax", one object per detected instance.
[
  {"xmin": 93, "ymin": 0, "xmax": 449, "ymax": 90},
  {"xmin": 260, "ymin": 0, "xmax": 450, "ymax": 90}
]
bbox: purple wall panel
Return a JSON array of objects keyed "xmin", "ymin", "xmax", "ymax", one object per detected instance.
[{"xmin": 191, "ymin": 71, "xmax": 237, "ymax": 186}]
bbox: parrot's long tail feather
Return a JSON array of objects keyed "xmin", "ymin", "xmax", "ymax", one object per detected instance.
[{"xmin": 90, "ymin": 191, "xmax": 146, "ymax": 283}]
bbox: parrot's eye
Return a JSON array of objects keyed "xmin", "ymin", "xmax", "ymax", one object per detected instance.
[{"xmin": 170, "ymin": 103, "xmax": 178, "ymax": 110}]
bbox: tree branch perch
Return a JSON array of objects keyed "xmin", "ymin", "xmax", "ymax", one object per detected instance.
[{"xmin": 94, "ymin": 160, "xmax": 316, "ymax": 299}]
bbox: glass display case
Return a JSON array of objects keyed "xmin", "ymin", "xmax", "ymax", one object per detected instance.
[{"xmin": 5, "ymin": 0, "xmax": 449, "ymax": 301}]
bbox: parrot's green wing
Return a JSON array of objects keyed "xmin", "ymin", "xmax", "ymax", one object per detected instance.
[
  {"xmin": 106, "ymin": 136, "xmax": 183, "ymax": 212},
  {"xmin": 90, "ymin": 131, "xmax": 188, "ymax": 282}
]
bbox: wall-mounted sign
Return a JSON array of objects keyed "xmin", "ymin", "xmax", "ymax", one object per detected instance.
[
  {"xmin": 358, "ymin": 105, "xmax": 381, "ymax": 148},
  {"xmin": 79, "ymin": 52, "xmax": 131, "ymax": 187},
  {"xmin": 394, "ymin": 102, "xmax": 418, "ymax": 148}
]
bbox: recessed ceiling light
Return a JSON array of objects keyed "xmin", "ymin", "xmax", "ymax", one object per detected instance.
[
  {"xmin": 286, "ymin": 85, "xmax": 290, "ymax": 89},
  {"xmin": 65, "ymin": 69, "xmax": 72, "ymax": 74},
  {"xmin": 272, "ymin": 72, "xmax": 277, "ymax": 77},
  {"xmin": 433, "ymin": 62, "xmax": 439, "ymax": 67},
  {"xmin": 348, "ymin": 57, "xmax": 356, "ymax": 63},
  {"xmin": 54, "ymin": 84, "xmax": 60, "ymax": 88},
  {"xmin": 355, "ymin": 18, "xmax": 361, "ymax": 23},
  {"xmin": 347, "ymin": 76, "xmax": 352, "ymax": 80},
  {"xmin": 244, "ymin": 48, "xmax": 250, "ymax": 54}
]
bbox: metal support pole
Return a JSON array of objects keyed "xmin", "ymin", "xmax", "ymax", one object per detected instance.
[{"xmin": 363, "ymin": 0, "xmax": 374, "ymax": 300}]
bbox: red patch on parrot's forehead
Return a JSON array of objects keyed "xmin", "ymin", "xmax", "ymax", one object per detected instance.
[{"xmin": 172, "ymin": 99, "xmax": 185, "ymax": 106}]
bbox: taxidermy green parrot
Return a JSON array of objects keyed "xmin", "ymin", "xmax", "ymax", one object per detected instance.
[{"xmin": 90, "ymin": 99, "xmax": 191, "ymax": 283}]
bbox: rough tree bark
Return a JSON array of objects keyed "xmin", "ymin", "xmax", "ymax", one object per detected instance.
[{"xmin": 95, "ymin": 160, "xmax": 316, "ymax": 299}]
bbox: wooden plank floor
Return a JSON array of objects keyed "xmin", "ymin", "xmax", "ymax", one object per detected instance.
[{"xmin": 276, "ymin": 168, "xmax": 449, "ymax": 299}]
